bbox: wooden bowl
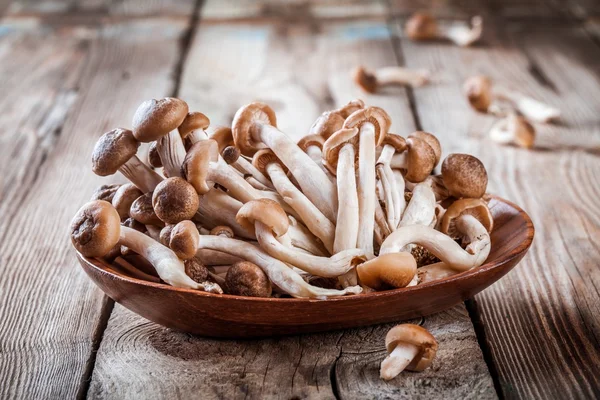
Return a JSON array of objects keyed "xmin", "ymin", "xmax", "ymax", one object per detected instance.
[{"xmin": 77, "ymin": 196, "xmax": 534, "ymax": 338}]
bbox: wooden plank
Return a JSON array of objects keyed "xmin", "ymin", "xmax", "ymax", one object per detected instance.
[
  {"xmin": 0, "ymin": 16, "xmax": 190, "ymax": 399},
  {"xmin": 5, "ymin": 0, "xmax": 195, "ymax": 17},
  {"xmin": 89, "ymin": 11, "xmax": 496, "ymax": 399},
  {"xmin": 392, "ymin": 15, "xmax": 600, "ymax": 399}
]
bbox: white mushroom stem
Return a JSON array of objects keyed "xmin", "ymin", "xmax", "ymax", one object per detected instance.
[
  {"xmin": 119, "ymin": 226, "xmax": 199, "ymax": 289},
  {"xmin": 392, "ymin": 169, "xmax": 407, "ymax": 220},
  {"xmin": 265, "ymin": 162, "xmax": 335, "ymax": 253},
  {"xmin": 380, "ymin": 343, "xmax": 420, "ymax": 380},
  {"xmin": 196, "ymin": 249, "xmax": 242, "ymax": 266},
  {"xmin": 374, "ymin": 202, "xmax": 392, "ymax": 245},
  {"xmin": 439, "ymin": 16, "xmax": 483, "ymax": 47},
  {"xmin": 493, "ymin": 85, "xmax": 560, "ymax": 123},
  {"xmin": 304, "ymin": 144, "xmax": 336, "ymax": 182},
  {"xmin": 372, "ymin": 66, "xmax": 430, "ymax": 87},
  {"xmin": 255, "ymin": 221, "xmax": 363, "ymax": 277},
  {"xmin": 119, "ymin": 155, "xmax": 163, "ymax": 193},
  {"xmin": 390, "ymin": 151, "xmax": 407, "ymax": 170},
  {"xmin": 254, "ymin": 124, "xmax": 338, "ymax": 222},
  {"xmin": 157, "ymin": 131, "xmax": 187, "ymax": 177},
  {"xmin": 232, "ymin": 157, "xmax": 275, "ymax": 190},
  {"xmin": 187, "ymin": 129, "xmax": 208, "ymax": 145},
  {"xmin": 399, "ymin": 180, "xmax": 436, "ymax": 229},
  {"xmin": 377, "ymin": 144, "xmax": 403, "ymax": 229},
  {"xmin": 405, "ymin": 175, "xmax": 448, "ymax": 202},
  {"xmin": 357, "ymin": 122, "xmax": 377, "ymax": 256},
  {"xmin": 380, "ymin": 215, "xmax": 491, "ymax": 272},
  {"xmin": 197, "ymin": 235, "xmax": 362, "ymax": 299},
  {"xmin": 284, "ymin": 216, "xmax": 329, "ymax": 256},
  {"xmin": 245, "ymin": 176, "xmax": 272, "ymax": 191}
]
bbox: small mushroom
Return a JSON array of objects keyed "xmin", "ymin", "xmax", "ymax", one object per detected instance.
[
  {"xmin": 130, "ymin": 192, "xmax": 163, "ymax": 226},
  {"xmin": 178, "ymin": 111, "xmax": 210, "ymax": 145},
  {"xmin": 225, "ymin": 261, "xmax": 272, "ymax": 297},
  {"xmin": 376, "ymin": 133, "xmax": 408, "ymax": 229},
  {"xmin": 440, "ymin": 198, "xmax": 493, "ymax": 239},
  {"xmin": 489, "ymin": 113, "xmax": 535, "ymax": 149},
  {"xmin": 335, "ymin": 99, "xmax": 365, "ymax": 119},
  {"xmin": 210, "ymin": 225, "xmax": 234, "ymax": 238},
  {"xmin": 389, "ymin": 135, "xmax": 437, "ymax": 183},
  {"xmin": 308, "ymin": 110, "xmax": 345, "ymax": 141},
  {"xmin": 297, "ymin": 134, "xmax": 334, "ymax": 180},
  {"xmin": 169, "ymin": 220, "xmax": 199, "ymax": 260},
  {"xmin": 147, "ymin": 142, "xmax": 163, "ymax": 169},
  {"xmin": 406, "ymin": 13, "xmax": 483, "ymax": 47},
  {"xmin": 90, "ymin": 184, "xmax": 121, "ymax": 202},
  {"xmin": 380, "ymin": 324, "xmax": 438, "ymax": 380},
  {"xmin": 441, "ymin": 153, "xmax": 488, "ymax": 199},
  {"xmin": 152, "ymin": 177, "xmax": 199, "ymax": 224},
  {"xmin": 353, "ymin": 66, "xmax": 430, "ymax": 93},
  {"xmin": 221, "ymin": 143, "xmax": 275, "ymax": 190},
  {"xmin": 356, "ymin": 252, "xmax": 416, "ymax": 290},
  {"xmin": 112, "ymin": 183, "xmax": 143, "ymax": 220}
]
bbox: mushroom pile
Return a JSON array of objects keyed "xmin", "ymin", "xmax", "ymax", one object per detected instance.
[{"xmin": 71, "ymin": 97, "xmax": 494, "ymax": 300}]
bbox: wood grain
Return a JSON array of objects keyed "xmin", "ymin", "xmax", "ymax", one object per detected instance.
[{"xmin": 4, "ymin": 0, "xmax": 195, "ymax": 17}]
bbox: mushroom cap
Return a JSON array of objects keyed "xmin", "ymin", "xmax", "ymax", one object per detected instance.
[
  {"xmin": 252, "ymin": 149, "xmax": 286, "ymax": 174},
  {"xmin": 181, "ymin": 139, "xmax": 219, "ymax": 195},
  {"xmin": 210, "ymin": 126, "xmax": 234, "ymax": 152},
  {"xmin": 356, "ymin": 252, "xmax": 417, "ymax": 290},
  {"xmin": 130, "ymin": 192, "xmax": 162, "ymax": 226},
  {"xmin": 221, "ymin": 146, "xmax": 241, "ymax": 165},
  {"xmin": 308, "ymin": 111, "xmax": 345, "ymax": 140},
  {"xmin": 90, "ymin": 184, "xmax": 121, "ymax": 202},
  {"xmin": 343, "ymin": 106, "xmax": 391, "ymax": 145},
  {"xmin": 225, "ymin": 261, "xmax": 272, "ymax": 297},
  {"xmin": 232, "ymin": 102, "xmax": 277, "ymax": 156},
  {"xmin": 322, "ymin": 127, "xmax": 360, "ymax": 171},
  {"xmin": 92, "ymin": 128, "xmax": 140, "ymax": 176},
  {"xmin": 112, "ymin": 183, "xmax": 144, "ymax": 220},
  {"xmin": 159, "ymin": 224, "xmax": 175, "ymax": 246},
  {"xmin": 441, "ymin": 153, "xmax": 488, "ymax": 198},
  {"xmin": 512, "ymin": 116, "xmax": 535, "ymax": 148},
  {"xmin": 210, "ymin": 225, "xmax": 234, "ymax": 238},
  {"xmin": 409, "ymin": 131, "xmax": 441, "ymax": 166},
  {"xmin": 297, "ymin": 134, "xmax": 325, "ymax": 152},
  {"xmin": 184, "ymin": 258, "xmax": 209, "ymax": 283},
  {"xmin": 379, "ymin": 132, "xmax": 407, "ymax": 152},
  {"xmin": 236, "ymin": 198, "xmax": 289, "ymax": 237},
  {"xmin": 440, "ymin": 198, "xmax": 493, "ymax": 238},
  {"xmin": 404, "ymin": 136, "xmax": 437, "ymax": 183},
  {"xmin": 405, "ymin": 13, "xmax": 438, "ymax": 40},
  {"xmin": 336, "ymin": 99, "xmax": 365, "ymax": 118},
  {"xmin": 147, "ymin": 141, "xmax": 163, "ymax": 168},
  {"xmin": 385, "ymin": 324, "xmax": 438, "ymax": 372},
  {"xmin": 132, "ymin": 98, "xmax": 189, "ymax": 142},
  {"xmin": 353, "ymin": 66, "xmax": 378, "ymax": 93},
  {"xmin": 169, "ymin": 220, "xmax": 199, "ymax": 260},
  {"xmin": 152, "ymin": 177, "xmax": 200, "ymax": 224},
  {"xmin": 122, "ymin": 217, "xmax": 146, "ymax": 233},
  {"xmin": 178, "ymin": 111, "xmax": 210, "ymax": 138},
  {"xmin": 70, "ymin": 200, "xmax": 121, "ymax": 257},
  {"xmin": 463, "ymin": 76, "xmax": 493, "ymax": 112}
]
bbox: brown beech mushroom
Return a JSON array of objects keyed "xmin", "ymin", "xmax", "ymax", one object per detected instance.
[
  {"xmin": 376, "ymin": 133, "xmax": 408, "ymax": 229},
  {"xmin": 463, "ymin": 75, "xmax": 560, "ymax": 123},
  {"xmin": 178, "ymin": 111, "xmax": 210, "ymax": 145},
  {"xmin": 353, "ymin": 66, "xmax": 430, "ymax": 93},
  {"xmin": 225, "ymin": 261, "xmax": 272, "ymax": 297},
  {"xmin": 380, "ymin": 324, "xmax": 438, "ymax": 380},
  {"xmin": 220, "ymin": 143, "xmax": 275, "ymax": 190},
  {"xmin": 232, "ymin": 102, "xmax": 338, "ymax": 222},
  {"xmin": 409, "ymin": 131, "xmax": 441, "ymax": 166},
  {"xmin": 489, "ymin": 113, "xmax": 535, "ymax": 149},
  {"xmin": 335, "ymin": 99, "xmax": 365, "ymax": 119},
  {"xmin": 343, "ymin": 107, "xmax": 392, "ymax": 256},
  {"xmin": 441, "ymin": 153, "xmax": 488, "ymax": 199},
  {"xmin": 92, "ymin": 128, "xmax": 163, "ymax": 193},
  {"xmin": 406, "ymin": 13, "xmax": 483, "ymax": 47},
  {"xmin": 112, "ymin": 183, "xmax": 143, "ymax": 220},
  {"xmin": 183, "ymin": 258, "xmax": 222, "ymax": 294},
  {"xmin": 356, "ymin": 252, "xmax": 417, "ymax": 290},
  {"xmin": 71, "ymin": 200, "xmax": 199, "ymax": 288},
  {"xmin": 440, "ymin": 198, "xmax": 493, "ymax": 239},
  {"xmin": 389, "ymin": 135, "xmax": 437, "ymax": 183},
  {"xmin": 152, "ymin": 177, "xmax": 199, "ymax": 224},
  {"xmin": 309, "ymin": 110, "xmax": 345, "ymax": 141},
  {"xmin": 237, "ymin": 199, "xmax": 364, "ymax": 277},
  {"xmin": 147, "ymin": 142, "xmax": 163, "ymax": 169},
  {"xmin": 132, "ymin": 98, "xmax": 189, "ymax": 177},
  {"xmin": 91, "ymin": 184, "xmax": 121, "ymax": 202},
  {"xmin": 130, "ymin": 193, "xmax": 163, "ymax": 226}
]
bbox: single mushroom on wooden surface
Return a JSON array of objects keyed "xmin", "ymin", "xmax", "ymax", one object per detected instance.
[
  {"xmin": 405, "ymin": 12, "xmax": 483, "ymax": 47},
  {"xmin": 356, "ymin": 252, "xmax": 417, "ymax": 290},
  {"xmin": 152, "ymin": 177, "xmax": 199, "ymax": 224},
  {"xmin": 353, "ymin": 66, "xmax": 430, "ymax": 93},
  {"xmin": 225, "ymin": 261, "xmax": 272, "ymax": 297},
  {"xmin": 71, "ymin": 200, "xmax": 200, "ymax": 289},
  {"xmin": 376, "ymin": 133, "xmax": 408, "ymax": 229},
  {"xmin": 232, "ymin": 102, "xmax": 338, "ymax": 222},
  {"xmin": 489, "ymin": 112, "xmax": 536, "ymax": 149},
  {"xmin": 380, "ymin": 324, "xmax": 438, "ymax": 380},
  {"xmin": 92, "ymin": 128, "xmax": 163, "ymax": 193},
  {"xmin": 178, "ymin": 111, "xmax": 210, "ymax": 146},
  {"xmin": 441, "ymin": 153, "xmax": 488, "ymax": 199},
  {"xmin": 132, "ymin": 97, "xmax": 189, "ymax": 177},
  {"xmin": 112, "ymin": 183, "xmax": 143, "ymax": 220},
  {"xmin": 463, "ymin": 75, "xmax": 560, "ymax": 123}
]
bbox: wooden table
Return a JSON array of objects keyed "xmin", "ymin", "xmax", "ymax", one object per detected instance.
[{"xmin": 1, "ymin": 0, "xmax": 599, "ymax": 398}]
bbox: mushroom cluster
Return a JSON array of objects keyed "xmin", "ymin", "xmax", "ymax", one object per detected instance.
[{"xmin": 71, "ymin": 97, "xmax": 494, "ymax": 300}]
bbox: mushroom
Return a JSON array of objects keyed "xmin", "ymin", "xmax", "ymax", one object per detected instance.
[
  {"xmin": 356, "ymin": 252, "xmax": 417, "ymax": 290},
  {"xmin": 91, "ymin": 128, "xmax": 163, "ymax": 193},
  {"xmin": 440, "ymin": 198, "xmax": 493, "ymax": 239},
  {"xmin": 132, "ymin": 98, "xmax": 189, "ymax": 177},
  {"xmin": 178, "ymin": 111, "xmax": 210, "ymax": 145},
  {"xmin": 353, "ymin": 66, "xmax": 430, "ymax": 93},
  {"xmin": 308, "ymin": 110, "xmax": 345, "ymax": 141},
  {"xmin": 297, "ymin": 134, "xmax": 334, "ymax": 180},
  {"xmin": 112, "ymin": 183, "xmax": 143, "ymax": 220},
  {"xmin": 376, "ymin": 133, "xmax": 408, "ymax": 229},
  {"xmin": 389, "ymin": 135, "xmax": 437, "ymax": 183},
  {"xmin": 170, "ymin": 221, "xmax": 362, "ymax": 299},
  {"xmin": 335, "ymin": 99, "xmax": 365, "ymax": 119},
  {"xmin": 232, "ymin": 102, "xmax": 338, "ymax": 222},
  {"xmin": 236, "ymin": 199, "xmax": 365, "ymax": 278},
  {"xmin": 225, "ymin": 261, "xmax": 272, "ymax": 297},
  {"xmin": 489, "ymin": 113, "xmax": 535, "ymax": 149},
  {"xmin": 441, "ymin": 153, "xmax": 488, "ymax": 199},
  {"xmin": 147, "ymin": 142, "xmax": 163, "ymax": 169},
  {"xmin": 183, "ymin": 257, "xmax": 209, "ymax": 282},
  {"xmin": 70, "ymin": 200, "xmax": 200, "ymax": 289},
  {"xmin": 343, "ymin": 107, "xmax": 391, "ymax": 256},
  {"xmin": 195, "ymin": 189, "xmax": 255, "ymax": 239},
  {"xmin": 130, "ymin": 193, "xmax": 163, "ymax": 226},
  {"xmin": 405, "ymin": 13, "xmax": 483, "ymax": 47},
  {"xmin": 253, "ymin": 149, "xmax": 335, "ymax": 253},
  {"xmin": 417, "ymin": 262, "xmax": 459, "ymax": 284},
  {"xmin": 152, "ymin": 177, "xmax": 199, "ymax": 224},
  {"xmin": 221, "ymin": 144, "xmax": 275, "ymax": 190},
  {"xmin": 405, "ymin": 174, "xmax": 449, "ymax": 201},
  {"xmin": 91, "ymin": 184, "xmax": 121, "ymax": 202},
  {"xmin": 380, "ymin": 324, "xmax": 438, "ymax": 380},
  {"xmin": 463, "ymin": 75, "xmax": 560, "ymax": 123}
]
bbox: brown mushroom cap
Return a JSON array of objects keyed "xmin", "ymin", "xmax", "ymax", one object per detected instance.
[
  {"xmin": 379, "ymin": 132, "xmax": 407, "ymax": 152},
  {"xmin": 70, "ymin": 200, "xmax": 121, "ymax": 257},
  {"xmin": 178, "ymin": 111, "xmax": 210, "ymax": 138},
  {"xmin": 122, "ymin": 217, "xmax": 146, "ymax": 233},
  {"xmin": 463, "ymin": 76, "xmax": 493, "ymax": 112},
  {"xmin": 225, "ymin": 261, "xmax": 272, "ymax": 297},
  {"xmin": 92, "ymin": 128, "xmax": 140, "ymax": 176},
  {"xmin": 343, "ymin": 106, "xmax": 391, "ymax": 145},
  {"xmin": 221, "ymin": 145, "xmax": 241, "ymax": 165},
  {"xmin": 309, "ymin": 111, "xmax": 345, "ymax": 140},
  {"xmin": 297, "ymin": 134, "xmax": 325, "ymax": 152},
  {"xmin": 322, "ymin": 128, "xmax": 359, "ymax": 172},
  {"xmin": 210, "ymin": 225, "xmax": 234, "ymax": 238},
  {"xmin": 152, "ymin": 177, "xmax": 199, "ymax": 224},
  {"xmin": 441, "ymin": 153, "xmax": 488, "ymax": 198},
  {"xmin": 169, "ymin": 220, "xmax": 199, "ymax": 260},
  {"xmin": 132, "ymin": 98, "xmax": 189, "ymax": 142},
  {"xmin": 147, "ymin": 141, "xmax": 163, "ymax": 168},
  {"xmin": 252, "ymin": 149, "xmax": 286, "ymax": 174},
  {"xmin": 409, "ymin": 131, "xmax": 441, "ymax": 166},
  {"xmin": 353, "ymin": 66, "xmax": 378, "ymax": 94},
  {"xmin": 112, "ymin": 183, "xmax": 144, "ymax": 220},
  {"xmin": 91, "ymin": 184, "xmax": 121, "ymax": 202},
  {"xmin": 385, "ymin": 324, "xmax": 438, "ymax": 372},
  {"xmin": 130, "ymin": 192, "xmax": 162, "ymax": 226},
  {"xmin": 440, "ymin": 198, "xmax": 493, "ymax": 238},
  {"xmin": 232, "ymin": 102, "xmax": 277, "ymax": 156},
  {"xmin": 236, "ymin": 198, "xmax": 289, "ymax": 237},
  {"xmin": 184, "ymin": 258, "xmax": 209, "ymax": 283},
  {"xmin": 356, "ymin": 252, "xmax": 417, "ymax": 290},
  {"xmin": 159, "ymin": 224, "xmax": 175, "ymax": 246},
  {"xmin": 405, "ymin": 13, "xmax": 438, "ymax": 40},
  {"xmin": 181, "ymin": 139, "xmax": 219, "ymax": 195},
  {"xmin": 336, "ymin": 99, "xmax": 365, "ymax": 119},
  {"xmin": 210, "ymin": 126, "xmax": 234, "ymax": 152},
  {"xmin": 404, "ymin": 136, "xmax": 437, "ymax": 183}
]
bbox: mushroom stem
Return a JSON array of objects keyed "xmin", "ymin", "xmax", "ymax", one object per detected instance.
[
  {"xmin": 119, "ymin": 155, "xmax": 163, "ymax": 193},
  {"xmin": 392, "ymin": 169, "xmax": 407, "ymax": 220},
  {"xmin": 196, "ymin": 249, "xmax": 242, "ymax": 266},
  {"xmin": 399, "ymin": 180, "xmax": 437, "ymax": 228},
  {"xmin": 380, "ymin": 343, "xmax": 420, "ymax": 380},
  {"xmin": 304, "ymin": 144, "xmax": 335, "ymax": 182},
  {"xmin": 156, "ymin": 131, "xmax": 187, "ymax": 177},
  {"xmin": 223, "ymin": 146, "xmax": 275, "ymax": 190},
  {"xmin": 245, "ymin": 175, "xmax": 272, "ymax": 191},
  {"xmin": 187, "ymin": 129, "xmax": 208, "ymax": 145},
  {"xmin": 377, "ymin": 144, "xmax": 403, "ymax": 229},
  {"xmin": 196, "ymin": 189, "xmax": 256, "ymax": 239},
  {"xmin": 197, "ymin": 235, "xmax": 362, "ymax": 299},
  {"xmin": 357, "ymin": 122, "xmax": 377, "ymax": 256},
  {"xmin": 439, "ymin": 16, "xmax": 483, "ymax": 47},
  {"xmin": 493, "ymin": 85, "xmax": 560, "ymax": 123},
  {"xmin": 285, "ymin": 216, "xmax": 329, "ymax": 256},
  {"xmin": 374, "ymin": 66, "xmax": 430, "ymax": 87}
]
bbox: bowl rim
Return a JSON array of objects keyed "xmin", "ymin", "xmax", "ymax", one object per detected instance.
[{"xmin": 77, "ymin": 194, "xmax": 534, "ymax": 304}]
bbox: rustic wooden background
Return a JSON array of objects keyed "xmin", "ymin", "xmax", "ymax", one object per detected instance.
[{"xmin": 1, "ymin": 0, "xmax": 599, "ymax": 399}]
